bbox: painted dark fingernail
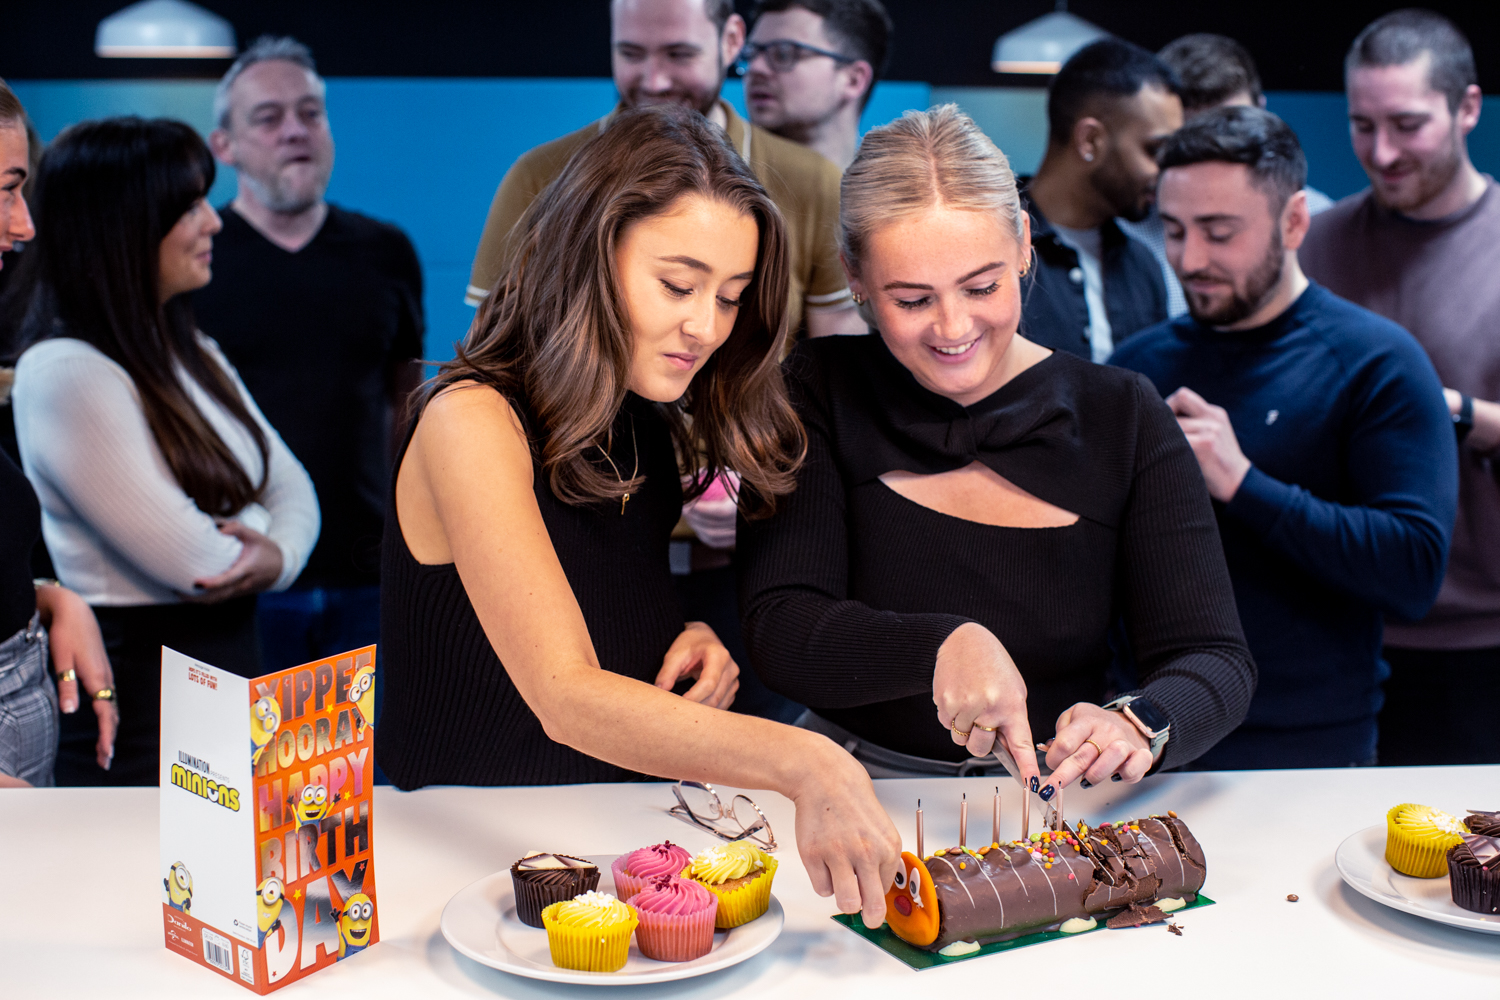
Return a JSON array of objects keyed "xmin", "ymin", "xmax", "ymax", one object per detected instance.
[
  {"xmin": 1111, "ymin": 774, "xmax": 1123, "ymax": 782},
  {"xmin": 1080, "ymin": 778, "xmax": 1092, "ymax": 789},
  {"xmin": 1029, "ymin": 776, "xmax": 1039, "ymax": 793},
  {"xmin": 1038, "ymin": 784, "xmax": 1055, "ymax": 802}
]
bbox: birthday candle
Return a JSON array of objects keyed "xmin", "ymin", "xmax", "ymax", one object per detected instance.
[
  {"xmin": 960, "ymin": 793, "xmax": 968, "ymax": 849},
  {"xmin": 992, "ymin": 786, "xmax": 1001, "ymax": 845},
  {"xmin": 916, "ymin": 799, "xmax": 924, "ymax": 858}
]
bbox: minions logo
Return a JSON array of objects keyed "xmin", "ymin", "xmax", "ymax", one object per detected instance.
[{"xmin": 170, "ymin": 762, "xmax": 242, "ymax": 812}]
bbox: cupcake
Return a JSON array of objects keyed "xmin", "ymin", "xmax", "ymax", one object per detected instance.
[
  {"xmin": 1448, "ymin": 836, "xmax": 1500, "ymax": 915},
  {"xmin": 510, "ymin": 852, "xmax": 600, "ymax": 928},
  {"xmin": 611, "ymin": 842, "xmax": 693, "ymax": 901},
  {"xmin": 632, "ymin": 875, "xmax": 718, "ymax": 962},
  {"xmin": 683, "ymin": 839, "xmax": 778, "ymax": 929},
  {"xmin": 540, "ymin": 891, "xmax": 639, "ymax": 973},
  {"xmin": 1385, "ymin": 804, "xmax": 1467, "ymax": 878}
]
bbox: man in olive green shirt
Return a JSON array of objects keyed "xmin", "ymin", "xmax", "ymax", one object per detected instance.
[{"xmin": 466, "ymin": 0, "xmax": 863, "ymax": 338}]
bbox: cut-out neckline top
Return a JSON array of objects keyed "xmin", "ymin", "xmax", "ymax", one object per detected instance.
[{"xmin": 879, "ymin": 462, "xmax": 1081, "ymax": 529}]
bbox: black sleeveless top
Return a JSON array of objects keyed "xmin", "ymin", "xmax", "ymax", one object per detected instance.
[{"xmin": 376, "ymin": 390, "xmax": 685, "ymax": 787}]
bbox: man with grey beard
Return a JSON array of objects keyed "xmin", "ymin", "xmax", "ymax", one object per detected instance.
[
  {"xmin": 1110, "ymin": 106, "xmax": 1456, "ymax": 769},
  {"xmin": 193, "ymin": 37, "xmax": 424, "ymax": 703}
]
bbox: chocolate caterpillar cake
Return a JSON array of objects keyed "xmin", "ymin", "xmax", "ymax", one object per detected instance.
[{"xmin": 884, "ymin": 814, "xmax": 1205, "ymax": 952}]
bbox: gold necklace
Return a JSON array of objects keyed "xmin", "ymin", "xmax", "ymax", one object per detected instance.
[{"xmin": 598, "ymin": 414, "xmax": 639, "ymax": 515}]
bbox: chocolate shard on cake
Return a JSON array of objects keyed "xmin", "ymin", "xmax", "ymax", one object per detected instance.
[
  {"xmin": 1465, "ymin": 811, "xmax": 1500, "ymax": 837},
  {"xmin": 510, "ymin": 852, "xmax": 600, "ymax": 928},
  {"xmin": 883, "ymin": 815, "xmax": 1208, "ymax": 952},
  {"xmin": 1105, "ymin": 902, "xmax": 1168, "ymax": 929},
  {"xmin": 1448, "ymin": 834, "xmax": 1500, "ymax": 915}
]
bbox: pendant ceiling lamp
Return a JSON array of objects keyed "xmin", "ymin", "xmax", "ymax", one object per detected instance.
[
  {"xmin": 96, "ymin": 0, "xmax": 237, "ymax": 59},
  {"xmin": 992, "ymin": 1, "xmax": 1108, "ymax": 75}
]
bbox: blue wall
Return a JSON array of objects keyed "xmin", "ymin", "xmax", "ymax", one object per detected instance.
[{"xmin": 12, "ymin": 77, "xmax": 1500, "ymax": 363}]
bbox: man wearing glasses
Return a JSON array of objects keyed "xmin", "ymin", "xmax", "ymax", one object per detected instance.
[
  {"xmin": 466, "ymin": 0, "xmax": 865, "ymax": 339},
  {"xmin": 742, "ymin": 0, "xmax": 892, "ymax": 170}
]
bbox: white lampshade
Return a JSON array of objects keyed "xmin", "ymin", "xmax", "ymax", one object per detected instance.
[
  {"xmin": 992, "ymin": 10, "xmax": 1109, "ymax": 75},
  {"xmin": 96, "ymin": 0, "xmax": 237, "ymax": 59}
]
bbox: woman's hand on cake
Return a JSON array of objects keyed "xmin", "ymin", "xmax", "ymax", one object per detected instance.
[
  {"xmin": 791, "ymin": 744, "xmax": 902, "ymax": 929},
  {"xmin": 1041, "ymin": 703, "xmax": 1152, "ymax": 795},
  {"xmin": 933, "ymin": 622, "xmax": 1039, "ymax": 787},
  {"xmin": 653, "ymin": 621, "xmax": 740, "ymax": 710}
]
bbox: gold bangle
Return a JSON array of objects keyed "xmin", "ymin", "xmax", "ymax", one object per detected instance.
[
  {"xmin": 57, "ymin": 668, "xmax": 77, "ymax": 683},
  {"xmin": 93, "ymin": 687, "xmax": 116, "ymax": 702}
]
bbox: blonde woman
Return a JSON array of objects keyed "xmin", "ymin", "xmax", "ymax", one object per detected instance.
[{"xmin": 739, "ymin": 106, "xmax": 1255, "ymax": 794}]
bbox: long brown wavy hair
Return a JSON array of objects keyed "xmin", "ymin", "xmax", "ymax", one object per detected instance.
[
  {"xmin": 15, "ymin": 117, "xmax": 268, "ymax": 516},
  {"xmin": 420, "ymin": 104, "xmax": 804, "ymax": 512}
]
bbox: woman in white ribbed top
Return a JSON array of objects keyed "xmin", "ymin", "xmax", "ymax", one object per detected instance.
[{"xmin": 10, "ymin": 118, "xmax": 318, "ymax": 785}]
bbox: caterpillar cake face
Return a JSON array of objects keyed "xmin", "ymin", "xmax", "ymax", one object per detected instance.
[{"xmin": 883, "ymin": 813, "xmax": 1206, "ymax": 952}]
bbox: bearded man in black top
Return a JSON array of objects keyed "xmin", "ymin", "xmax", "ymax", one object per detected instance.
[{"xmin": 194, "ymin": 38, "xmax": 424, "ymax": 692}]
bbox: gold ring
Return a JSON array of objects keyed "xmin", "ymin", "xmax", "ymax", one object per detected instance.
[
  {"xmin": 952, "ymin": 726, "xmax": 972, "ymax": 740},
  {"xmin": 975, "ymin": 724, "xmax": 998, "ymax": 732},
  {"xmin": 57, "ymin": 668, "xmax": 77, "ymax": 683},
  {"xmin": 93, "ymin": 687, "xmax": 116, "ymax": 702},
  {"xmin": 1083, "ymin": 739, "xmax": 1104, "ymax": 755}
]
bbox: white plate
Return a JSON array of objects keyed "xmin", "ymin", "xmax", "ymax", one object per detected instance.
[
  {"xmin": 1335, "ymin": 824, "xmax": 1500, "ymax": 934},
  {"xmin": 440, "ymin": 854, "xmax": 785, "ymax": 984}
]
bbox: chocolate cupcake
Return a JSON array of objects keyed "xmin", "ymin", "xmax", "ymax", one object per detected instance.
[
  {"xmin": 1465, "ymin": 811, "xmax": 1500, "ymax": 836},
  {"xmin": 510, "ymin": 853, "xmax": 600, "ymax": 927},
  {"xmin": 1448, "ymin": 837, "xmax": 1500, "ymax": 915}
]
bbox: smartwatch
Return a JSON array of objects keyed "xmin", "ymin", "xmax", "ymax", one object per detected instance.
[
  {"xmin": 1102, "ymin": 694, "xmax": 1170, "ymax": 762},
  {"xmin": 1454, "ymin": 393, "xmax": 1475, "ymax": 445}
]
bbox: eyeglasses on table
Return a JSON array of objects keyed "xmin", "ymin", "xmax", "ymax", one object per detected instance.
[{"xmin": 667, "ymin": 780, "xmax": 777, "ymax": 852}]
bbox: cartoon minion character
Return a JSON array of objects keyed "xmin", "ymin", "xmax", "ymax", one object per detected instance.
[
  {"xmin": 287, "ymin": 782, "xmax": 335, "ymax": 828},
  {"xmin": 256, "ymin": 876, "xmax": 285, "ymax": 948},
  {"xmin": 333, "ymin": 893, "xmax": 375, "ymax": 959},
  {"xmin": 250, "ymin": 695, "xmax": 281, "ymax": 767},
  {"xmin": 350, "ymin": 664, "xmax": 376, "ymax": 732},
  {"xmin": 164, "ymin": 862, "xmax": 193, "ymax": 913}
]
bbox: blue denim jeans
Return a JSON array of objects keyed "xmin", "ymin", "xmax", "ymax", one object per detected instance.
[{"xmin": 257, "ymin": 585, "xmax": 388, "ymax": 783}]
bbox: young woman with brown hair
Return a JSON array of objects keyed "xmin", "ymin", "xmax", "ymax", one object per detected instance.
[
  {"xmin": 10, "ymin": 118, "xmax": 318, "ymax": 785},
  {"xmin": 377, "ymin": 104, "xmax": 899, "ymax": 926}
]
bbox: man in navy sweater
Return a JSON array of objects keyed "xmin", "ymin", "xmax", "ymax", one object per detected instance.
[{"xmin": 1110, "ymin": 106, "xmax": 1456, "ymax": 768}]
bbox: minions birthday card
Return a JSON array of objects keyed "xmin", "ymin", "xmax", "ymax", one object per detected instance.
[{"xmin": 159, "ymin": 645, "xmax": 380, "ymax": 992}]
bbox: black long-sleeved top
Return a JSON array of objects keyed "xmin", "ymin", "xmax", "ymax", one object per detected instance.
[
  {"xmin": 738, "ymin": 336, "xmax": 1255, "ymax": 770},
  {"xmin": 1110, "ymin": 283, "xmax": 1456, "ymax": 732},
  {"xmin": 1, "ymin": 447, "xmax": 40, "ymax": 637},
  {"xmin": 377, "ymin": 391, "xmax": 684, "ymax": 787}
]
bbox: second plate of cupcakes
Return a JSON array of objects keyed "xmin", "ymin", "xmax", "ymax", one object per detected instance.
[
  {"xmin": 1336, "ymin": 806, "xmax": 1500, "ymax": 934},
  {"xmin": 440, "ymin": 842, "xmax": 786, "ymax": 984}
]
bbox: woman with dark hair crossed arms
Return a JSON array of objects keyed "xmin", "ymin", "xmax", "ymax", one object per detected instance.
[{"xmin": 377, "ymin": 104, "xmax": 899, "ymax": 926}]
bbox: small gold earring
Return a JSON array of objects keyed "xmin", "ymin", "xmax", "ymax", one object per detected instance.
[{"xmin": 851, "ymin": 292, "xmax": 865, "ymax": 305}]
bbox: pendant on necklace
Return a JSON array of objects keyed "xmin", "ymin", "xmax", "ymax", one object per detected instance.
[{"xmin": 621, "ymin": 493, "xmax": 630, "ymax": 515}]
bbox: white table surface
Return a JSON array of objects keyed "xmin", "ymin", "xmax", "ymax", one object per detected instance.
[{"xmin": 5, "ymin": 767, "xmax": 1499, "ymax": 998}]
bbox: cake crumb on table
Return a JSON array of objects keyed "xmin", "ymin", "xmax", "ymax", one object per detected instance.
[
  {"xmin": 1167, "ymin": 923, "xmax": 1183, "ymax": 936},
  {"xmin": 1287, "ymin": 894, "xmax": 1299, "ymax": 902}
]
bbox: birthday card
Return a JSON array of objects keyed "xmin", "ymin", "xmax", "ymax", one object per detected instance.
[{"xmin": 158, "ymin": 645, "xmax": 379, "ymax": 992}]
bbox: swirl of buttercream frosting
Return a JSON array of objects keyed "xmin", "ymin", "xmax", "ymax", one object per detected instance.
[
  {"xmin": 548, "ymin": 891, "xmax": 634, "ymax": 929},
  {"xmin": 633, "ymin": 875, "xmax": 714, "ymax": 916},
  {"xmin": 622, "ymin": 842, "xmax": 693, "ymax": 879},
  {"xmin": 687, "ymin": 840, "xmax": 765, "ymax": 884}
]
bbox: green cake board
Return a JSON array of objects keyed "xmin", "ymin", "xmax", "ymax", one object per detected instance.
[{"xmin": 833, "ymin": 895, "xmax": 1216, "ymax": 971}]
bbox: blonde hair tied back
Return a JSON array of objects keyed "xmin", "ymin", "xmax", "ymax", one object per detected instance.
[{"xmin": 839, "ymin": 104, "xmax": 1026, "ymax": 283}]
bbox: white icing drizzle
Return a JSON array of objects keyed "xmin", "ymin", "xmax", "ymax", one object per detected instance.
[
  {"xmin": 932, "ymin": 856, "xmax": 976, "ymax": 908},
  {"xmin": 1004, "ymin": 850, "xmax": 1032, "ymax": 900},
  {"xmin": 974, "ymin": 857, "xmax": 1006, "ymax": 928}
]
